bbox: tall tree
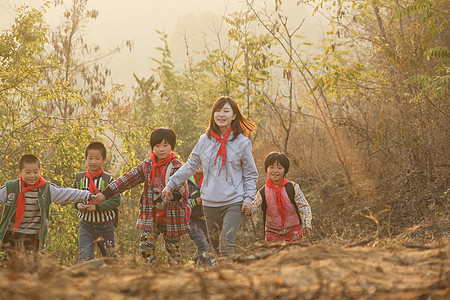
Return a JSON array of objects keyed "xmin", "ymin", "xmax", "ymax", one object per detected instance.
[{"xmin": 43, "ymin": 0, "xmax": 126, "ymax": 118}]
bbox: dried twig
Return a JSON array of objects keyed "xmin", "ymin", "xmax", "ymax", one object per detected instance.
[
  {"xmin": 233, "ymin": 249, "xmax": 279, "ymax": 263},
  {"xmin": 233, "ymin": 243, "xmax": 294, "ymax": 263},
  {"xmin": 343, "ymin": 236, "xmax": 376, "ymax": 248}
]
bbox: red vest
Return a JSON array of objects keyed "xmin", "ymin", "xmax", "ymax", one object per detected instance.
[{"xmin": 265, "ymin": 186, "xmax": 300, "ymax": 230}]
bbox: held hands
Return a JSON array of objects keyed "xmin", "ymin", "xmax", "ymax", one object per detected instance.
[
  {"xmin": 241, "ymin": 201, "xmax": 252, "ymax": 216},
  {"xmin": 77, "ymin": 203, "xmax": 97, "ymax": 213},
  {"xmin": 86, "ymin": 204, "xmax": 96, "ymax": 212},
  {"xmin": 161, "ymin": 186, "xmax": 173, "ymax": 201},
  {"xmin": 77, "ymin": 203, "xmax": 87, "ymax": 213},
  {"xmin": 91, "ymin": 193, "xmax": 106, "ymax": 205}
]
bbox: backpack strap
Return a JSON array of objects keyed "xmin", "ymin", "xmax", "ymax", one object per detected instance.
[
  {"xmin": 285, "ymin": 182, "xmax": 302, "ymax": 226},
  {"xmin": 74, "ymin": 172, "xmax": 85, "ymax": 189},
  {"xmin": 259, "ymin": 186, "xmax": 267, "ymax": 228},
  {"xmin": 101, "ymin": 172, "xmax": 112, "ymax": 190}
]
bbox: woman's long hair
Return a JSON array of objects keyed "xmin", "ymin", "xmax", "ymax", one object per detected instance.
[{"xmin": 206, "ymin": 96, "xmax": 256, "ymax": 140}]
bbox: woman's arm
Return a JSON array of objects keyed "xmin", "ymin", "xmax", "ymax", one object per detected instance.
[
  {"xmin": 241, "ymin": 138, "xmax": 258, "ymax": 204},
  {"xmin": 167, "ymin": 141, "xmax": 203, "ymax": 189},
  {"xmin": 163, "ymin": 138, "xmax": 203, "ymax": 200}
]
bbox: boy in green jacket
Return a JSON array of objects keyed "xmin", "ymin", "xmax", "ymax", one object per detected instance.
[{"xmin": 0, "ymin": 154, "xmax": 91, "ymax": 258}]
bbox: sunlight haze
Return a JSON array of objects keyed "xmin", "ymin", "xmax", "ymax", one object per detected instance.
[{"xmin": 1, "ymin": 0, "xmax": 321, "ymax": 92}]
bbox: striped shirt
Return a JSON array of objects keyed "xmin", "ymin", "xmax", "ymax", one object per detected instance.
[
  {"xmin": 74, "ymin": 173, "xmax": 118, "ymax": 223},
  {"xmin": 8, "ymin": 189, "xmax": 41, "ymax": 234}
]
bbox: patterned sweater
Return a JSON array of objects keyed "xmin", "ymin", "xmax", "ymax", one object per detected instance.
[{"xmin": 102, "ymin": 156, "xmax": 189, "ymax": 238}]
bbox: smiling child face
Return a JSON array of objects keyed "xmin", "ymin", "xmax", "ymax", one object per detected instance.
[
  {"xmin": 153, "ymin": 139, "xmax": 172, "ymax": 161},
  {"xmin": 86, "ymin": 149, "xmax": 106, "ymax": 174},
  {"xmin": 267, "ymin": 161, "xmax": 285, "ymax": 185},
  {"xmin": 18, "ymin": 162, "xmax": 41, "ymax": 186}
]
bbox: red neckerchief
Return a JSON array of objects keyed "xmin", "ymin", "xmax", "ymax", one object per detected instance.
[
  {"xmin": 194, "ymin": 176, "xmax": 203, "ymax": 188},
  {"xmin": 149, "ymin": 152, "xmax": 177, "ymax": 186},
  {"xmin": 265, "ymin": 178, "xmax": 290, "ymax": 224},
  {"xmin": 194, "ymin": 175, "xmax": 204, "ymax": 213},
  {"xmin": 209, "ymin": 127, "xmax": 232, "ymax": 173},
  {"xmin": 14, "ymin": 176, "xmax": 46, "ymax": 232},
  {"xmin": 85, "ymin": 168, "xmax": 104, "ymax": 194}
]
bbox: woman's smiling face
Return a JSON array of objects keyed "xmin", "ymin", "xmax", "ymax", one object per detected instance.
[{"xmin": 214, "ymin": 102, "xmax": 236, "ymax": 133}]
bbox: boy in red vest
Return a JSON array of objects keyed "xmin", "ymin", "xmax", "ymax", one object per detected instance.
[
  {"xmin": 247, "ymin": 152, "xmax": 313, "ymax": 243},
  {"xmin": 0, "ymin": 154, "xmax": 91, "ymax": 258},
  {"xmin": 186, "ymin": 167, "xmax": 212, "ymax": 266}
]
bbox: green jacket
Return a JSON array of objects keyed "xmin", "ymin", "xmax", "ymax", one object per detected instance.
[
  {"xmin": 0, "ymin": 180, "xmax": 51, "ymax": 249},
  {"xmin": 0, "ymin": 179, "xmax": 91, "ymax": 250}
]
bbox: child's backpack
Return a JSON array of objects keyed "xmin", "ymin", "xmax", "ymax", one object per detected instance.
[
  {"xmin": 259, "ymin": 182, "xmax": 302, "ymax": 232},
  {"xmin": 75, "ymin": 172, "xmax": 119, "ymax": 228}
]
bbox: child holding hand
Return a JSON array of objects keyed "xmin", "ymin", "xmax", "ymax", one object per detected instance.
[
  {"xmin": 92, "ymin": 128, "xmax": 189, "ymax": 265},
  {"xmin": 248, "ymin": 152, "xmax": 312, "ymax": 243},
  {"xmin": 0, "ymin": 154, "xmax": 92, "ymax": 257},
  {"xmin": 73, "ymin": 142, "xmax": 121, "ymax": 262},
  {"xmin": 186, "ymin": 167, "xmax": 212, "ymax": 266}
]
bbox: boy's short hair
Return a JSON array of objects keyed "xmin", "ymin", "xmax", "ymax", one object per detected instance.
[
  {"xmin": 264, "ymin": 152, "xmax": 290, "ymax": 174},
  {"xmin": 18, "ymin": 154, "xmax": 41, "ymax": 170},
  {"xmin": 150, "ymin": 128, "xmax": 176, "ymax": 150},
  {"xmin": 85, "ymin": 142, "xmax": 107, "ymax": 159}
]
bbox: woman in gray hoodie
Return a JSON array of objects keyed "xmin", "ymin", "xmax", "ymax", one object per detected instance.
[{"xmin": 162, "ymin": 96, "xmax": 258, "ymax": 259}]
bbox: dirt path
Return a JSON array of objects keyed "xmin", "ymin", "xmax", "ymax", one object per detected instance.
[{"xmin": 0, "ymin": 240, "xmax": 448, "ymax": 299}]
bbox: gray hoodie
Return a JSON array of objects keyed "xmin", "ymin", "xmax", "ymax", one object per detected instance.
[{"xmin": 167, "ymin": 132, "xmax": 258, "ymax": 207}]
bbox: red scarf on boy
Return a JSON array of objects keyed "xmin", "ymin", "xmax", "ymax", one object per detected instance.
[
  {"xmin": 209, "ymin": 127, "xmax": 232, "ymax": 173},
  {"xmin": 265, "ymin": 178, "xmax": 290, "ymax": 225},
  {"xmin": 84, "ymin": 168, "xmax": 104, "ymax": 194},
  {"xmin": 14, "ymin": 176, "xmax": 46, "ymax": 232},
  {"xmin": 149, "ymin": 152, "xmax": 177, "ymax": 186}
]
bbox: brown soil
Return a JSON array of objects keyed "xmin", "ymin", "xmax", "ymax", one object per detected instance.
[{"xmin": 0, "ymin": 239, "xmax": 448, "ymax": 299}]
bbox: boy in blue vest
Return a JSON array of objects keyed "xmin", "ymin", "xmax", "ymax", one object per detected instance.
[
  {"xmin": 186, "ymin": 166, "xmax": 212, "ymax": 266},
  {"xmin": 72, "ymin": 142, "xmax": 121, "ymax": 262},
  {"xmin": 0, "ymin": 154, "xmax": 92, "ymax": 258}
]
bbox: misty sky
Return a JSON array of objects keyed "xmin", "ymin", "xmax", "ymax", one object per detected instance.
[{"xmin": 0, "ymin": 0, "xmax": 323, "ymax": 94}]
